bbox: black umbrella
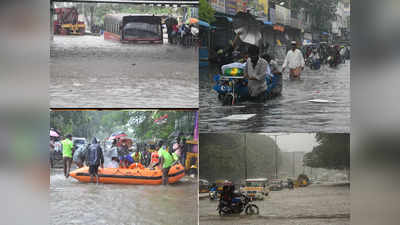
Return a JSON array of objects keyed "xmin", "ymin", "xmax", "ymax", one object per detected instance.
[{"xmin": 233, "ymin": 12, "xmax": 263, "ymax": 46}]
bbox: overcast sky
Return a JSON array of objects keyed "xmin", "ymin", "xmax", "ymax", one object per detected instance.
[{"xmin": 263, "ymin": 133, "xmax": 318, "ymax": 152}]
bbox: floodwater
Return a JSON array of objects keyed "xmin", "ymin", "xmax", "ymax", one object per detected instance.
[
  {"xmin": 50, "ymin": 150, "xmax": 198, "ymax": 225},
  {"xmin": 199, "ymin": 183, "xmax": 350, "ymax": 225},
  {"xmin": 50, "ymin": 35, "xmax": 198, "ymax": 108},
  {"xmin": 199, "ymin": 61, "xmax": 350, "ymax": 133}
]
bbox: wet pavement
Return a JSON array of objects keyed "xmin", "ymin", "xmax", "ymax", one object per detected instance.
[
  {"xmin": 50, "ymin": 35, "xmax": 198, "ymax": 108},
  {"xmin": 199, "ymin": 183, "xmax": 350, "ymax": 225},
  {"xmin": 50, "ymin": 167, "xmax": 198, "ymax": 225},
  {"xmin": 199, "ymin": 62, "xmax": 350, "ymax": 133}
]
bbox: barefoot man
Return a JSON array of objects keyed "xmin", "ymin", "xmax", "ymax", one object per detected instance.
[{"xmin": 282, "ymin": 41, "xmax": 305, "ymax": 79}]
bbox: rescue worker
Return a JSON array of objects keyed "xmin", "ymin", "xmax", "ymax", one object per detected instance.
[
  {"xmin": 131, "ymin": 150, "xmax": 142, "ymax": 164},
  {"xmin": 157, "ymin": 140, "xmax": 174, "ymax": 185},
  {"xmin": 85, "ymin": 137, "xmax": 104, "ymax": 184},
  {"xmin": 61, "ymin": 134, "xmax": 74, "ymax": 178}
]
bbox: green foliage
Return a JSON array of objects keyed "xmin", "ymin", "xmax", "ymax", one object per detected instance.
[
  {"xmin": 303, "ymin": 133, "xmax": 350, "ymax": 170},
  {"xmin": 199, "ymin": 0, "xmax": 216, "ymax": 24},
  {"xmin": 291, "ymin": 0, "xmax": 338, "ymax": 32}
]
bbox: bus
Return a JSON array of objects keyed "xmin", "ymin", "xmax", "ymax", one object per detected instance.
[
  {"xmin": 103, "ymin": 14, "xmax": 163, "ymax": 44},
  {"xmin": 241, "ymin": 178, "xmax": 270, "ymax": 200}
]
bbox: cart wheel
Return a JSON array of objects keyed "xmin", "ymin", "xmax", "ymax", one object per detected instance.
[
  {"xmin": 223, "ymin": 95, "xmax": 232, "ymax": 106},
  {"xmin": 245, "ymin": 204, "xmax": 259, "ymax": 215}
]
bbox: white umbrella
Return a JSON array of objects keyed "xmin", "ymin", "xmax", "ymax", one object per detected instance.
[
  {"xmin": 50, "ymin": 130, "xmax": 59, "ymax": 137},
  {"xmin": 233, "ymin": 12, "xmax": 262, "ymax": 46}
]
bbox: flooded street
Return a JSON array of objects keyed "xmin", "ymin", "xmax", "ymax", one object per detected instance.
[
  {"xmin": 50, "ymin": 168, "xmax": 198, "ymax": 225},
  {"xmin": 50, "ymin": 35, "xmax": 198, "ymax": 108},
  {"xmin": 199, "ymin": 62, "xmax": 350, "ymax": 133},
  {"xmin": 199, "ymin": 183, "xmax": 350, "ymax": 225}
]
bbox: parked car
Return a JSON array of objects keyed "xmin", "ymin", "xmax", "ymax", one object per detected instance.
[
  {"xmin": 199, "ymin": 179, "xmax": 210, "ymax": 193},
  {"xmin": 72, "ymin": 137, "xmax": 86, "ymax": 148}
]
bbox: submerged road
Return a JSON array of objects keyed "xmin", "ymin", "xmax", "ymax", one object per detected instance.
[
  {"xmin": 50, "ymin": 35, "xmax": 198, "ymax": 108},
  {"xmin": 199, "ymin": 183, "xmax": 350, "ymax": 225},
  {"xmin": 199, "ymin": 61, "xmax": 350, "ymax": 133},
  {"xmin": 50, "ymin": 168, "xmax": 198, "ymax": 225}
]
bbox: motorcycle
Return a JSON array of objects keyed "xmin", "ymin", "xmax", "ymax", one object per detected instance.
[
  {"xmin": 209, "ymin": 190, "xmax": 218, "ymax": 200},
  {"xmin": 217, "ymin": 194, "xmax": 259, "ymax": 216},
  {"xmin": 328, "ymin": 56, "xmax": 338, "ymax": 68}
]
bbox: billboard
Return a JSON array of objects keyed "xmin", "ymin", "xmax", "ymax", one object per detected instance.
[
  {"xmin": 257, "ymin": 0, "xmax": 268, "ymax": 17},
  {"xmin": 275, "ymin": 5, "xmax": 291, "ymax": 25},
  {"xmin": 236, "ymin": 0, "xmax": 248, "ymax": 13},
  {"xmin": 225, "ymin": 0, "xmax": 237, "ymax": 15},
  {"xmin": 210, "ymin": 0, "xmax": 226, "ymax": 13},
  {"xmin": 269, "ymin": 7, "xmax": 275, "ymax": 24}
]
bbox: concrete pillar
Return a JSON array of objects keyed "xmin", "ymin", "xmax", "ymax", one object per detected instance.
[{"xmin": 50, "ymin": 0, "xmax": 54, "ymax": 41}]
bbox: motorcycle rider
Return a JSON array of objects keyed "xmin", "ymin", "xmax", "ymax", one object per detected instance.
[
  {"xmin": 219, "ymin": 182, "xmax": 233, "ymax": 207},
  {"xmin": 219, "ymin": 181, "xmax": 242, "ymax": 209},
  {"xmin": 309, "ymin": 48, "xmax": 320, "ymax": 69}
]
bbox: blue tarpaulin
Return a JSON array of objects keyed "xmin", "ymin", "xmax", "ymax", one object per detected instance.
[
  {"xmin": 199, "ymin": 20, "xmax": 216, "ymax": 29},
  {"xmin": 199, "ymin": 20, "xmax": 210, "ymax": 28}
]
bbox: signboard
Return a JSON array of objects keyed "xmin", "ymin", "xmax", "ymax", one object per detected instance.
[
  {"xmin": 210, "ymin": 0, "xmax": 226, "ymax": 13},
  {"xmin": 275, "ymin": 5, "xmax": 291, "ymax": 25},
  {"xmin": 269, "ymin": 7, "xmax": 275, "ymax": 24},
  {"xmin": 304, "ymin": 32, "xmax": 312, "ymax": 40},
  {"xmin": 236, "ymin": 0, "xmax": 248, "ymax": 13},
  {"xmin": 273, "ymin": 25, "xmax": 285, "ymax": 32},
  {"xmin": 258, "ymin": 0, "xmax": 268, "ymax": 17},
  {"xmin": 225, "ymin": 0, "xmax": 237, "ymax": 15}
]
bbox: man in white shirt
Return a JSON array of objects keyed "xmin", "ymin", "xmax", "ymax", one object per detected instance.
[
  {"xmin": 282, "ymin": 41, "xmax": 305, "ymax": 79},
  {"xmin": 244, "ymin": 45, "xmax": 268, "ymax": 99}
]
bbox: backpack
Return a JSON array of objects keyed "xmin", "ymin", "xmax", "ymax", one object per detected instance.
[{"xmin": 87, "ymin": 144, "xmax": 99, "ymax": 166}]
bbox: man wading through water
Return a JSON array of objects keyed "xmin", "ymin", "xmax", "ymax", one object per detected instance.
[
  {"xmin": 61, "ymin": 134, "xmax": 74, "ymax": 178},
  {"xmin": 86, "ymin": 137, "xmax": 104, "ymax": 184},
  {"xmin": 282, "ymin": 41, "xmax": 305, "ymax": 79},
  {"xmin": 157, "ymin": 140, "xmax": 174, "ymax": 185},
  {"xmin": 244, "ymin": 45, "xmax": 269, "ymax": 101}
]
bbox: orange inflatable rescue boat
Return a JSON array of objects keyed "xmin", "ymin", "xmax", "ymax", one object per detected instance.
[{"xmin": 69, "ymin": 163, "xmax": 185, "ymax": 185}]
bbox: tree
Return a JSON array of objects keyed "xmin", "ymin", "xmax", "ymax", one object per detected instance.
[
  {"xmin": 303, "ymin": 133, "xmax": 350, "ymax": 170},
  {"xmin": 199, "ymin": 0, "xmax": 216, "ymax": 24},
  {"xmin": 291, "ymin": 0, "xmax": 337, "ymax": 33}
]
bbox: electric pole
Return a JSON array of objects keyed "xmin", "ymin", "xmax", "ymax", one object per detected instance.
[
  {"xmin": 270, "ymin": 134, "xmax": 279, "ymax": 179},
  {"xmin": 292, "ymin": 151, "xmax": 295, "ymax": 177},
  {"xmin": 244, "ymin": 134, "xmax": 247, "ymax": 179}
]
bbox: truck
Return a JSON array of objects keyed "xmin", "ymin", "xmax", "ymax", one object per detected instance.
[{"xmin": 53, "ymin": 7, "xmax": 85, "ymax": 35}]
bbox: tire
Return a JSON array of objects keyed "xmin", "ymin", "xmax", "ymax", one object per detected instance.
[
  {"xmin": 218, "ymin": 206, "xmax": 228, "ymax": 216},
  {"xmin": 209, "ymin": 192, "xmax": 216, "ymax": 200},
  {"xmin": 245, "ymin": 204, "xmax": 259, "ymax": 215}
]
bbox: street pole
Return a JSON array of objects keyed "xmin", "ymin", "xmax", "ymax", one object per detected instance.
[
  {"xmin": 244, "ymin": 134, "xmax": 247, "ymax": 180},
  {"xmin": 292, "ymin": 151, "xmax": 295, "ymax": 177},
  {"xmin": 274, "ymin": 135, "xmax": 278, "ymax": 179}
]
